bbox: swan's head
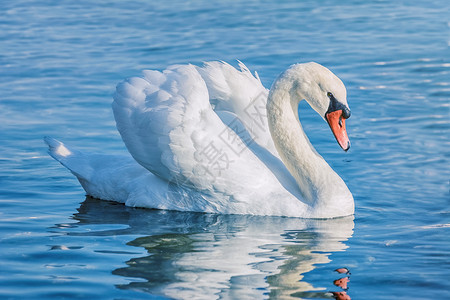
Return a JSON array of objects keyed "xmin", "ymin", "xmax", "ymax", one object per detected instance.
[{"xmin": 290, "ymin": 62, "xmax": 352, "ymax": 151}]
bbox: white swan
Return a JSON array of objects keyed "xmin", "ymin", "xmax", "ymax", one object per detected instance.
[{"xmin": 45, "ymin": 61, "xmax": 354, "ymax": 218}]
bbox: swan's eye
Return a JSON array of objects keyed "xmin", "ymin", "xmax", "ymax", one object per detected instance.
[{"xmin": 327, "ymin": 92, "xmax": 333, "ymax": 98}]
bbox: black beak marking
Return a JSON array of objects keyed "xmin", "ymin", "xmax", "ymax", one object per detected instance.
[
  {"xmin": 344, "ymin": 141, "xmax": 350, "ymax": 152},
  {"xmin": 326, "ymin": 93, "xmax": 351, "ymax": 119}
]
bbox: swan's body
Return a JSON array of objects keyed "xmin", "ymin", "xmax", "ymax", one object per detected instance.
[{"xmin": 46, "ymin": 61, "xmax": 354, "ymax": 218}]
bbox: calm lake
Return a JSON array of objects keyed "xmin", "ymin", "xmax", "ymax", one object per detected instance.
[{"xmin": 1, "ymin": 0, "xmax": 449, "ymax": 299}]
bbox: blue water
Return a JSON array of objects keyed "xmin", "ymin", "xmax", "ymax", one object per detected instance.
[{"xmin": 1, "ymin": 0, "xmax": 449, "ymax": 299}]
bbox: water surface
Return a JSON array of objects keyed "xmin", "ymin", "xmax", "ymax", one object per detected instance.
[{"xmin": 0, "ymin": 0, "xmax": 449, "ymax": 299}]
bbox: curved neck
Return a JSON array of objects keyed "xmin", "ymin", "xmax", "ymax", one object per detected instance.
[{"xmin": 266, "ymin": 73, "xmax": 338, "ymax": 205}]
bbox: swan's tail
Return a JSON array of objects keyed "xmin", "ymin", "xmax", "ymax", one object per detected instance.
[{"xmin": 44, "ymin": 136, "xmax": 92, "ymax": 182}]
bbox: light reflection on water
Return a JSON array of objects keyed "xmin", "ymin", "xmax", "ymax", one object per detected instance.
[{"xmin": 64, "ymin": 197, "xmax": 354, "ymax": 299}]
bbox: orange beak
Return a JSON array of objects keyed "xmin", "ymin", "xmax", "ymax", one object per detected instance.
[{"xmin": 326, "ymin": 110, "xmax": 350, "ymax": 151}]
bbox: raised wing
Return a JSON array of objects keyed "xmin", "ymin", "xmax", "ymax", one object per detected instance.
[
  {"xmin": 197, "ymin": 61, "xmax": 277, "ymax": 156},
  {"xmin": 112, "ymin": 64, "xmax": 278, "ymax": 198}
]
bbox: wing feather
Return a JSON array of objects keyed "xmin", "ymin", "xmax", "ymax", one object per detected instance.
[
  {"xmin": 112, "ymin": 64, "xmax": 279, "ymax": 199},
  {"xmin": 197, "ymin": 61, "xmax": 277, "ymax": 155}
]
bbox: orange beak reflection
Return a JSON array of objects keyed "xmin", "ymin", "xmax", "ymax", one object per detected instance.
[{"xmin": 326, "ymin": 110, "xmax": 350, "ymax": 151}]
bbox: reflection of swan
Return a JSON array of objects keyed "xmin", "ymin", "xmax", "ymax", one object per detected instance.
[
  {"xmin": 68, "ymin": 197, "xmax": 354, "ymax": 299},
  {"xmin": 46, "ymin": 61, "xmax": 353, "ymax": 218}
]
